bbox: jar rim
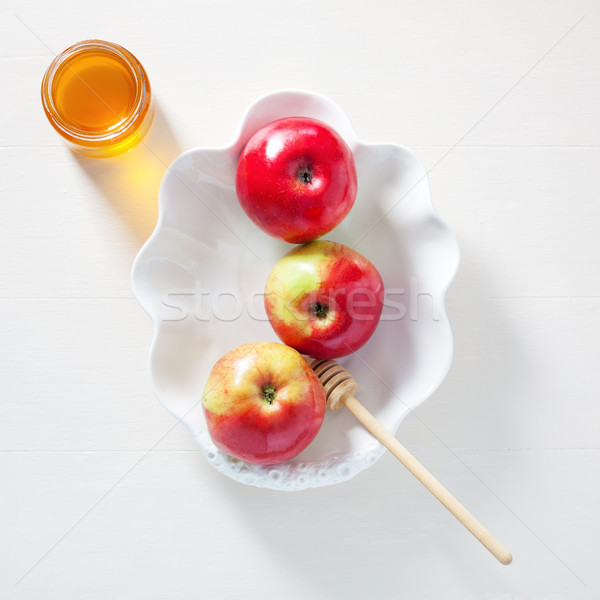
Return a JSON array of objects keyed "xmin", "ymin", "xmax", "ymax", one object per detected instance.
[{"xmin": 41, "ymin": 40, "xmax": 151, "ymax": 146}]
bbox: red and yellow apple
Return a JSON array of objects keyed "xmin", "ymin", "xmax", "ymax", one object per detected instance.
[
  {"xmin": 202, "ymin": 342, "xmax": 326, "ymax": 465},
  {"xmin": 264, "ymin": 241, "xmax": 384, "ymax": 359},
  {"xmin": 235, "ymin": 117, "xmax": 357, "ymax": 243}
]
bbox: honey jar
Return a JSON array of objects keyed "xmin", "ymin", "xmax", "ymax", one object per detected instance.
[{"xmin": 41, "ymin": 40, "xmax": 153, "ymax": 157}]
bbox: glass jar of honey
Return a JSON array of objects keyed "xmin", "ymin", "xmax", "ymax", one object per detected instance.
[{"xmin": 41, "ymin": 40, "xmax": 153, "ymax": 157}]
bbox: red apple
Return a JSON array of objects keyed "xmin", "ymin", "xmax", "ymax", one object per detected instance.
[
  {"xmin": 235, "ymin": 117, "xmax": 357, "ymax": 243},
  {"xmin": 264, "ymin": 240, "xmax": 384, "ymax": 359},
  {"xmin": 202, "ymin": 342, "xmax": 326, "ymax": 465}
]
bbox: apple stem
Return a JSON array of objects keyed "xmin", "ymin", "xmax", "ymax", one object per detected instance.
[
  {"xmin": 310, "ymin": 302, "xmax": 329, "ymax": 320},
  {"xmin": 297, "ymin": 167, "xmax": 313, "ymax": 184},
  {"xmin": 262, "ymin": 385, "xmax": 276, "ymax": 404}
]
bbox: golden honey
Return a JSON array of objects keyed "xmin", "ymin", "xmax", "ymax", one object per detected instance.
[{"xmin": 42, "ymin": 40, "xmax": 153, "ymax": 157}]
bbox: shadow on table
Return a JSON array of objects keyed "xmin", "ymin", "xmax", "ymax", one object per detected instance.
[
  {"xmin": 71, "ymin": 102, "xmax": 183, "ymax": 245},
  {"xmin": 432, "ymin": 249, "xmax": 531, "ymax": 452}
]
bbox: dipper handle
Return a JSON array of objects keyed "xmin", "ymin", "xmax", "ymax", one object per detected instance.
[{"xmin": 310, "ymin": 358, "xmax": 512, "ymax": 566}]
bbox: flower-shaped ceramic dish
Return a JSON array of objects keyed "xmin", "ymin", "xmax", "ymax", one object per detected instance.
[{"xmin": 132, "ymin": 90, "xmax": 459, "ymax": 490}]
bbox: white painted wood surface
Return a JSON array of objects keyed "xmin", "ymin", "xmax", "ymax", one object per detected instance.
[{"xmin": 2, "ymin": 1, "xmax": 599, "ymax": 598}]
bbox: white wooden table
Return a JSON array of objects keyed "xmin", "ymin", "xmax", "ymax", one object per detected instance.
[{"xmin": 2, "ymin": 1, "xmax": 599, "ymax": 598}]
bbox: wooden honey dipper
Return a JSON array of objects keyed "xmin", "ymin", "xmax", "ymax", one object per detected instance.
[{"xmin": 310, "ymin": 358, "xmax": 513, "ymax": 565}]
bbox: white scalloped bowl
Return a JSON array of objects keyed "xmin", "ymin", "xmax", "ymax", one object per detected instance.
[{"xmin": 132, "ymin": 89, "xmax": 459, "ymax": 490}]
